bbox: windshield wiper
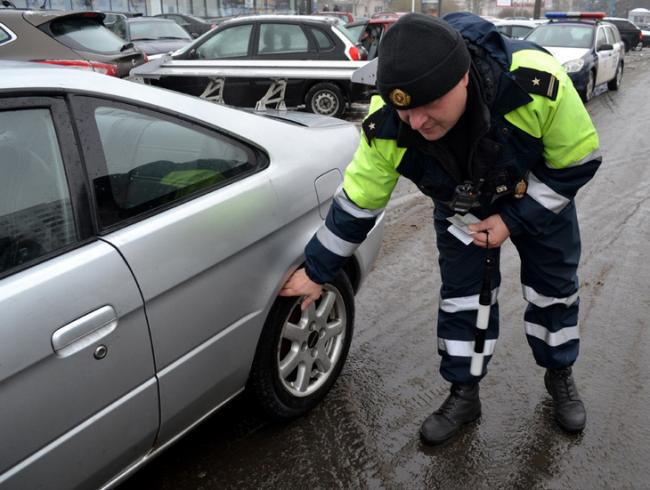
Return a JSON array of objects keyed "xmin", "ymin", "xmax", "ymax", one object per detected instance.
[
  {"xmin": 132, "ymin": 37, "xmax": 157, "ymax": 41},
  {"xmin": 158, "ymin": 36, "xmax": 190, "ymax": 40},
  {"xmin": 120, "ymin": 42, "xmax": 134, "ymax": 51}
]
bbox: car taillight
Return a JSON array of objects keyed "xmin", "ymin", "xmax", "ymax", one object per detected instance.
[
  {"xmin": 143, "ymin": 53, "xmax": 149, "ymax": 63},
  {"xmin": 34, "ymin": 59, "xmax": 119, "ymax": 77},
  {"xmin": 347, "ymin": 45, "xmax": 360, "ymax": 61}
]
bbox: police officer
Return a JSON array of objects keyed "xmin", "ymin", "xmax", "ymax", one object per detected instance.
[{"xmin": 280, "ymin": 12, "xmax": 601, "ymax": 445}]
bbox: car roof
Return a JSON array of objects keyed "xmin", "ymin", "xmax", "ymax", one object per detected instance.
[
  {"xmin": 125, "ymin": 16, "xmax": 176, "ymax": 23},
  {"xmin": 222, "ymin": 14, "xmax": 337, "ymax": 25}
]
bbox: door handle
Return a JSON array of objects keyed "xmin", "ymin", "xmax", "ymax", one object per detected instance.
[{"xmin": 52, "ymin": 306, "xmax": 118, "ymax": 358}]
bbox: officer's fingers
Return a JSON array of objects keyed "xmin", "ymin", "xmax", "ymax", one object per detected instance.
[{"xmin": 301, "ymin": 296, "xmax": 315, "ymax": 311}]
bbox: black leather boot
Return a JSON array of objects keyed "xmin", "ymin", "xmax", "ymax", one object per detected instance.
[
  {"xmin": 420, "ymin": 383, "xmax": 481, "ymax": 445},
  {"xmin": 545, "ymin": 367, "xmax": 586, "ymax": 433}
]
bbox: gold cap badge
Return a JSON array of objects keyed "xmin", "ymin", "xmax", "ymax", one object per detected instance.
[{"xmin": 389, "ymin": 88, "xmax": 411, "ymax": 107}]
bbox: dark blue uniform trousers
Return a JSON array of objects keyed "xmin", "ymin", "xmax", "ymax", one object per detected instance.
[{"xmin": 433, "ymin": 202, "xmax": 581, "ymax": 384}]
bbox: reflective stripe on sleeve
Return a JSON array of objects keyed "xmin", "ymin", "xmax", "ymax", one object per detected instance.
[
  {"xmin": 522, "ymin": 285, "xmax": 579, "ymax": 308},
  {"xmin": 334, "ymin": 186, "xmax": 384, "ymax": 219},
  {"xmin": 526, "ymin": 172, "xmax": 570, "ymax": 214},
  {"xmin": 316, "ymin": 225, "xmax": 358, "ymax": 257},
  {"xmin": 439, "ymin": 288, "xmax": 499, "ymax": 313},
  {"xmin": 438, "ymin": 338, "xmax": 497, "ymax": 357},
  {"xmin": 525, "ymin": 321, "xmax": 579, "ymax": 347}
]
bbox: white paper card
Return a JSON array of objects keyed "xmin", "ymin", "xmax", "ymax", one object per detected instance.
[{"xmin": 446, "ymin": 213, "xmax": 480, "ymax": 245}]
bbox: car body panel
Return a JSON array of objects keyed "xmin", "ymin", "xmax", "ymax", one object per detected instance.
[{"xmin": 0, "ymin": 62, "xmax": 383, "ymax": 488}]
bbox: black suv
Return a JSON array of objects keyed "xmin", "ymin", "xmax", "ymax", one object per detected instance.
[
  {"xmin": 150, "ymin": 15, "xmax": 367, "ymax": 117},
  {"xmin": 604, "ymin": 17, "xmax": 642, "ymax": 51},
  {"xmin": 0, "ymin": 10, "xmax": 146, "ymax": 77}
]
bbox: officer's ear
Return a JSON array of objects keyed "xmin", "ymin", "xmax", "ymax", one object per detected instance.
[{"xmin": 461, "ymin": 71, "xmax": 470, "ymax": 88}]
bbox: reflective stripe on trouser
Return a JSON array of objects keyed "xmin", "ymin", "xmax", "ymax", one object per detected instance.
[
  {"xmin": 511, "ymin": 201, "xmax": 581, "ymax": 369},
  {"xmin": 434, "ymin": 206, "xmax": 502, "ymax": 384}
]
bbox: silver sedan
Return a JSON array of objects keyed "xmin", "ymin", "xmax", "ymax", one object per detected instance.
[{"xmin": 0, "ymin": 61, "xmax": 384, "ymax": 489}]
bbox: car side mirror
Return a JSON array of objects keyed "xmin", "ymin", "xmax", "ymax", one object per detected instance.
[{"xmin": 597, "ymin": 43, "xmax": 613, "ymax": 51}]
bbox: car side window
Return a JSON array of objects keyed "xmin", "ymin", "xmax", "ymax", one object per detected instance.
[
  {"xmin": 258, "ymin": 24, "xmax": 309, "ymax": 54},
  {"xmin": 310, "ymin": 26, "xmax": 333, "ymax": 50},
  {"xmin": 0, "ymin": 109, "xmax": 77, "ymax": 275},
  {"xmin": 604, "ymin": 26, "xmax": 615, "ymax": 44},
  {"xmin": 511, "ymin": 26, "xmax": 532, "ymax": 39},
  {"xmin": 596, "ymin": 27, "xmax": 608, "ymax": 48},
  {"xmin": 196, "ymin": 24, "xmax": 252, "ymax": 58},
  {"xmin": 0, "ymin": 24, "xmax": 14, "ymax": 46},
  {"xmin": 91, "ymin": 106, "xmax": 258, "ymax": 229}
]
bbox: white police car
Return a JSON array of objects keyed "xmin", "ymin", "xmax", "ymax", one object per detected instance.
[{"xmin": 526, "ymin": 12, "xmax": 624, "ymax": 102}]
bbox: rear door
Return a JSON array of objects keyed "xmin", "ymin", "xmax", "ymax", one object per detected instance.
[{"xmin": 0, "ymin": 96, "xmax": 158, "ymax": 489}]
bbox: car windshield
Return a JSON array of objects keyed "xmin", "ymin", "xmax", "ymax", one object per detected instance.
[
  {"xmin": 49, "ymin": 16, "xmax": 126, "ymax": 54},
  {"xmin": 130, "ymin": 20, "xmax": 191, "ymax": 40},
  {"xmin": 526, "ymin": 24, "xmax": 594, "ymax": 48}
]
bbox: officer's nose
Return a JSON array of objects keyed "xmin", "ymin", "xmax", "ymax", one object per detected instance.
[{"xmin": 406, "ymin": 108, "xmax": 429, "ymax": 131}]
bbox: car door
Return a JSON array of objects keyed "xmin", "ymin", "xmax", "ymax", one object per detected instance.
[
  {"xmin": 69, "ymin": 95, "xmax": 279, "ymax": 446},
  {"xmin": 179, "ymin": 22, "xmax": 255, "ymax": 106},
  {"xmin": 0, "ymin": 97, "xmax": 158, "ymax": 489},
  {"xmin": 251, "ymin": 22, "xmax": 315, "ymax": 106},
  {"xmin": 594, "ymin": 25, "xmax": 613, "ymax": 85},
  {"xmin": 604, "ymin": 24, "xmax": 622, "ymax": 79}
]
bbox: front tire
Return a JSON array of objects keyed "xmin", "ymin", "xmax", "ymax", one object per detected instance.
[
  {"xmin": 305, "ymin": 82, "xmax": 346, "ymax": 118},
  {"xmin": 248, "ymin": 272, "xmax": 355, "ymax": 421},
  {"xmin": 608, "ymin": 62, "xmax": 623, "ymax": 91}
]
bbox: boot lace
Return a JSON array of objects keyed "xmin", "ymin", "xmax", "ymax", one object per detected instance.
[{"xmin": 552, "ymin": 368, "xmax": 579, "ymax": 401}]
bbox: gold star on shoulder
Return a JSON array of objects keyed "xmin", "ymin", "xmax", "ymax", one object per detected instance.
[
  {"xmin": 369, "ymin": 122, "xmax": 376, "ymax": 130},
  {"xmin": 532, "ymin": 77, "xmax": 541, "ymax": 86}
]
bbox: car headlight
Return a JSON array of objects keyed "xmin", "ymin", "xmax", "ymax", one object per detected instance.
[{"xmin": 563, "ymin": 58, "xmax": 585, "ymax": 73}]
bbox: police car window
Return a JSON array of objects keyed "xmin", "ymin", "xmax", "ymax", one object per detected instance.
[
  {"xmin": 310, "ymin": 27, "xmax": 333, "ymax": 49},
  {"xmin": 0, "ymin": 109, "xmax": 76, "ymax": 275},
  {"xmin": 92, "ymin": 106, "xmax": 257, "ymax": 228},
  {"xmin": 258, "ymin": 24, "xmax": 309, "ymax": 54},
  {"xmin": 596, "ymin": 27, "xmax": 607, "ymax": 47},
  {"xmin": 196, "ymin": 24, "xmax": 252, "ymax": 59},
  {"xmin": 511, "ymin": 26, "xmax": 532, "ymax": 39}
]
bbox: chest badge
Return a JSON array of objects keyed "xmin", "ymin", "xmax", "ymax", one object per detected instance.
[{"xmin": 514, "ymin": 179, "xmax": 527, "ymax": 198}]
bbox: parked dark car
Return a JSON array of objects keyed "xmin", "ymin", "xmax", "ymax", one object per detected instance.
[
  {"xmin": 106, "ymin": 16, "xmax": 192, "ymax": 57},
  {"xmin": 0, "ymin": 9, "xmax": 146, "ymax": 77},
  {"xmin": 150, "ymin": 15, "xmax": 367, "ymax": 117},
  {"xmin": 155, "ymin": 12, "xmax": 216, "ymax": 38},
  {"xmin": 604, "ymin": 16, "xmax": 642, "ymax": 51}
]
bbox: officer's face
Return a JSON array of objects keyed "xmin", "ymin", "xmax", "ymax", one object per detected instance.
[{"xmin": 396, "ymin": 72, "xmax": 469, "ymax": 141}]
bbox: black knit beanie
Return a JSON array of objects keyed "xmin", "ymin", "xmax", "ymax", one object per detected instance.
[{"xmin": 377, "ymin": 13, "xmax": 471, "ymax": 110}]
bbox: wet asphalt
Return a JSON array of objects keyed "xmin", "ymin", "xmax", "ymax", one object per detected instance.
[{"xmin": 120, "ymin": 50, "xmax": 650, "ymax": 489}]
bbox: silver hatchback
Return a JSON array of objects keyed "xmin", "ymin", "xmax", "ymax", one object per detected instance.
[{"xmin": 0, "ymin": 61, "xmax": 384, "ymax": 489}]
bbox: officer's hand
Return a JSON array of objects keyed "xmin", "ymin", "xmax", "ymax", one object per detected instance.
[
  {"xmin": 279, "ymin": 268, "xmax": 323, "ymax": 311},
  {"xmin": 468, "ymin": 214, "xmax": 510, "ymax": 248}
]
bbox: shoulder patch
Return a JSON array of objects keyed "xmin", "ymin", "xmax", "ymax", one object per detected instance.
[
  {"xmin": 362, "ymin": 106, "xmax": 391, "ymax": 145},
  {"xmin": 511, "ymin": 67, "xmax": 559, "ymax": 100}
]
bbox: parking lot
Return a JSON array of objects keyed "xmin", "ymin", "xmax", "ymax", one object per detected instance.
[{"xmin": 117, "ymin": 49, "xmax": 650, "ymax": 489}]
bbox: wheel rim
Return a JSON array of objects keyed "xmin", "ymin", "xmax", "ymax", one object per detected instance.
[
  {"xmin": 276, "ymin": 286, "xmax": 347, "ymax": 397},
  {"xmin": 311, "ymin": 90, "xmax": 340, "ymax": 116}
]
